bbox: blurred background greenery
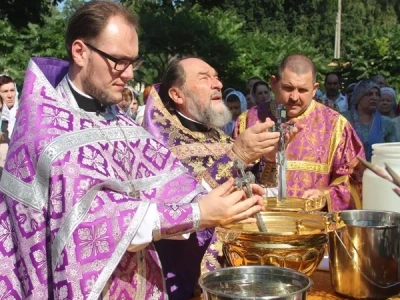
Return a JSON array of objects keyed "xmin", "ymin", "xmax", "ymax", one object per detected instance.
[{"xmin": 2, "ymin": 0, "xmax": 400, "ymax": 102}]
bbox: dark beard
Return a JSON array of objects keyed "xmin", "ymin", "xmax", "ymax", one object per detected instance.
[{"xmin": 82, "ymin": 61, "xmax": 117, "ymax": 105}]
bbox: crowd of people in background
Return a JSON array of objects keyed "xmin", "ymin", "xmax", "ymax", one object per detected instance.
[
  {"xmin": 0, "ymin": 2, "xmax": 399, "ymax": 299},
  {"xmin": 224, "ymin": 72, "xmax": 400, "ymax": 162},
  {"xmin": 2, "ymin": 67, "xmax": 400, "ymax": 173}
]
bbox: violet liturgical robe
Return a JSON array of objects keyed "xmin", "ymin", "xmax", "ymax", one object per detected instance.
[
  {"xmin": 143, "ymin": 85, "xmax": 244, "ymax": 300},
  {"xmin": 234, "ymin": 100, "xmax": 365, "ymax": 211},
  {"xmin": 144, "ymin": 84, "xmax": 239, "ymax": 191},
  {"xmin": 0, "ymin": 57, "xmax": 206, "ymax": 300}
]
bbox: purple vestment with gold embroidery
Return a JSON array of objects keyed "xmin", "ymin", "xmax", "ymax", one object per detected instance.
[
  {"xmin": 143, "ymin": 85, "xmax": 241, "ymax": 300},
  {"xmin": 144, "ymin": 85, "xmax": 239, "ymax": 190},
  {"xmin": 234, "ymin": 100, "xmax": 365, "ymax": 211},
  {"xmin": 0, "ymin": 57, "xmax": 206, "ymax": 299}
]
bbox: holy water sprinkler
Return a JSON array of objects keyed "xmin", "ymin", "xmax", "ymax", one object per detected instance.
[{"xmin": 233, "ymin": 160, "xmax": 268, "ymax": 232}]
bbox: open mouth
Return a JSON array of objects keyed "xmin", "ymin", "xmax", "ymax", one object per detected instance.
[{"xmin": 211, "ymin": 95, "xmax": 222, "ymax": 101}]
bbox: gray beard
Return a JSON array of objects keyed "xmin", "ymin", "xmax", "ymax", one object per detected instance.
[
  {"xmin": 82, "ymin": 60, "xmax": 117, "ymax": 105},
  {"xmin": 184, "ymin": 89, "xmax": 231, "ymax": 128}
]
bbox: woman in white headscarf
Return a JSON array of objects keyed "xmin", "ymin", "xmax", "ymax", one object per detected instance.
[
  {"xmin": 221, "ymin": 90, "xmax": 247, "ymax": 137},
  {"xmin": 0, "ymin": 74, "xmax": 19, "ymax": 172},
  {"xmin": 0, "ymin": 74, "xmax": 19, "ymax": 142},
  {"xmin": 118, "ymin": 86, "xmax": 137, "ymax": 118},
  {"xmin": 377, "ymin": 87, "xmax": 397, "ymax": 118},
  {"xmin": 342, "ymin": 79, "xmax": 399, "ymax": 161}
]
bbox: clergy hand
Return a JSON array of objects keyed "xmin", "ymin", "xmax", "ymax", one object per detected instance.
[
  {"xmin": 262, "ymin": 118, "xmax": 301, "ymax": 162},
  {"xmin": 302, "ymin": 188, "xmax": 324, "ymax": 200},
  {"xmin": 232, "ymin": 118, "xmax": 280, "ymax": 165},
  {"xmin": 282, "ymin": 118, "xmax": 301, "ymax": 144},
  {"xmin": 198, "ymin": 178, "xmax": 265, "ymax": 228}
]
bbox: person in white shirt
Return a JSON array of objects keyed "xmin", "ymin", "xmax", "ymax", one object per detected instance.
[
  {"xmin": 0, "ymin": 74, "xmax": 18, "ymax": 142},
  {"xmin": 0, "ymin": 74, "xmax": 18, "ymax": 172}
]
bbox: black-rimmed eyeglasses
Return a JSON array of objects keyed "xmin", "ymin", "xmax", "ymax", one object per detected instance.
[{"xmin": 84, "ymin": 43, "xmax": 143, "ymax": 72}]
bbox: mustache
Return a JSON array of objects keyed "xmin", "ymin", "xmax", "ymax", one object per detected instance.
[
  {"xmin": 211, "ymin": 91, "xmax": 222, "ymax": 99},
  {"xmin": 287, "ymin": 98, "xmax": 299, "ymax": 105}
]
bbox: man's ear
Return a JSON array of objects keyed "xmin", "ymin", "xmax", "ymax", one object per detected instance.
[
  {"xmin": 312, "ymin": 82, "xmax": 320, "ymax": 98},
  {"xmin": 168, "ymin": 87, "xmax": 185, "ymax": 105},
  {"xmin": 270, "ymin": 75, "xmax": 277, "ymax": 91},
  {"xmin": 71, "ymin": 39, "xmax": 87, "ymax": 68}
]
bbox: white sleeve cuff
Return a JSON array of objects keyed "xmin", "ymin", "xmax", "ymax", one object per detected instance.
[
  {"xmin": 127, "ymin": 202, "xmax": 201, "ymax": 251},
  {"xmin": 265, "ymin": 187, "xmax": 278, "ymax": 197},
  {"xmin": 127, "ymin": 203, "xmax": 158, "ymax": 252},
  {"xmin": 201, "ymin": 178, "xmax": 212, "ymax": 192}
]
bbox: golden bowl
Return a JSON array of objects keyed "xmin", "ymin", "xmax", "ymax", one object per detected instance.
[
  {"xmin": 216, "ymin": 212, "xmax": 328, "ymax": 276},
  {"xmin": 264, "ymin": 196, "xmax": 326, "ymax": 212}
]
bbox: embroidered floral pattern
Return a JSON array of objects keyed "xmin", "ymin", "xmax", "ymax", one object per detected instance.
[
  {"xmin": 31, "ymin": 246, "xmax": 47, "ymax": 282},
  {"xmin": 113, "ymin": 141, "xmax": 133, "ymax": 175},
  {"xmin": 15, "ymin": 203, "xmax": 45, "ymax": 236},
  {"xmin": 143, "ymin": 139, "xmax": 169, "ymax": 169},
  {"xmin": 76, "ymin": 220, "xmax": 112, "ymax": 262},
  {"xmin": 7, "ymin": 149, "xmax": 31, "ymax": 180},
  {"xmin": 0, "ymin": 218, "xmax": 13, "ymax": 254},
  {"xmin": 75, "ymin": 176, "xmax": 99, "ymax": 200},
  {"xmin": 135, "ymin": 163, "xmax": 154, "ymax": 179},
  {"xmin": 0, "ymin": 279, "xmax": 16, "ymax": 300},
  {"xmin": 83, "ymin": 274, "xmax": 97, "ymax": 296},
  {"xmin": 81, "ymin": 146, "xmax": 107, "ymax": 174},
  {"xmin": 55, "ymin": 284, "xmax": 69, "ymax": 300},
  {"xmin": 12, "ymin": 114, "xmax": 27, "ymax": 140},
  {"xmin": 81, "ymin": 119, "xmax": 93, "ymax": 130},
  {"xmin": 41, "ymin": 105, "xmax": 71, "ymax": 130},
  {"xmin": 17, "ymin": 259, "xmax": 32, "ymax": 297},
  {"xmin": 166, "ymin": 205, "xmax": 183, "ymax": 220},
  {"xmin": 63, "ymin": 161, "xmax": 81, "ymax": 178},
  {"xmin": 216, "ymin": 162, "xmax": 233, "ymax": 180},
  {"xmin": 32, "ymin": 284, "xmax": 50, "ymax": 299},
  {"xmin": 50, "ymin": 180, "xmax": 64, "ymax": 216},
  {"xmin": 122, "ymin": 213, "xmax": 133, "ymax": 230}
]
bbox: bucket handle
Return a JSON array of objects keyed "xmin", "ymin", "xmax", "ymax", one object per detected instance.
[{"xmin": 334, "ymin": 228, "xmax": 400, "ymax": 289}]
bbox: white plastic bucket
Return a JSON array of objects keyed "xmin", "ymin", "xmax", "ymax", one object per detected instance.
[{"xmin": 362, "ymin": 142, "xmax": 400, "ymax": 212}]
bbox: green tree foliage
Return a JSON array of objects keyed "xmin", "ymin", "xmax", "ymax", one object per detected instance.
[
  {"xmin": 339, "ymin": 25, "xmax": 400, "ymax": 93},
  {"xmin": 61, "ymin": 0, "xmax": 88, "ymax": 19},
  {"xmin": 0, "ymin": 7, "xmax": 66, "ymax": 85},
  {"xmin": 0, "ymin": 0, "xmax": 62, "ymax": 28},
  {"xmin": 135, "ymin": 3, "xmax": 324, "ymax": 90},
  {"xmin": 135, "ymin": 3, "xmax": 244, "ymax": 87},
  {"xmin": 3, "ymin": 0, "xmax": 400, "ymax": 96},
  {"xmin": 187, "ymin": 0, "xmax": 400, "ymax": 59},
  {"xmin": 235, "ymin": 33, "xmax": 329, "ymax": 87},
  {"xmin": 0, "ymin": 21, "xmax": 28, "ymax": 83},
  {"xmin": 186, "ymin": 0, "xmax": 337, "ymax": 56}
]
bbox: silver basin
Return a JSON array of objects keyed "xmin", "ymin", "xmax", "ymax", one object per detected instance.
[{"xmin": 199, "ymin": 266, "xmax": 313, "ymax": 299}]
